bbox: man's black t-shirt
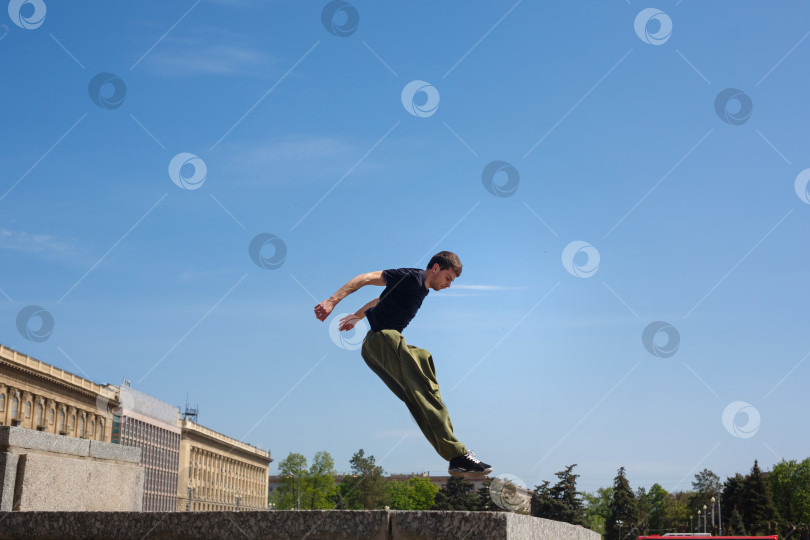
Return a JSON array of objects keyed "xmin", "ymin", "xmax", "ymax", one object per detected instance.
[{"xmin": 364, "ymin": 268, "xmax": 429, "ymax": 333}]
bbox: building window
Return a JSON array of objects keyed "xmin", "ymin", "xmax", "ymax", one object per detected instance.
[
  {"xmin": 25, "ymin": 401, "xmax": 31, "ymax": 418},
  {"xmin": 69, "ymin": 414, "xmax": 75, "ymax": 430},
  {"xmin": 59, "ymin": 410, "xmax": 65, "ymax": 431},
  {"xmin": 12, "ymin": 396, "xmax": 18, "ymax": 418},
  {"xmin": 0, "ymin": 393, "xmax": 4, "ymax": 412},
  {"xmin": 36, "ymin": 403, "xmax": 43, "ymax": 425},
  {"xmin": 89, "ymin": 420, "xmax": 94, "ymax": 436},
  {"xmin": 49, "ymin": 408, "xmax": 54, "ymax": 424},
  {"xmin": 79, "ymin": 416, "xmax": 85, "ymax": 437},
  {"xmin": 98, "ymin": 419, "xmax": 104, "ymax": 440}
]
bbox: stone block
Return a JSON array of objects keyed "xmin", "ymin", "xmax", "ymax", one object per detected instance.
[
  {"xmin": 505, "ymin": 513, "xmax": 601, "ymax": 540},
  {"xmin": 0, "ymin": 510, "xmax": 603, "ymax": 539},
  {"xmin": 0, "ymin": 425, "xmax": 90, "ymax": 456},
  {"xmin": 0, "ymin": 427, "xmax": 145, "ymax": 513},
  {"xmin": 13, "ymin": 452, "xmax": 143, "ymax": 511},
  {"xmin": 0, "ymin": 452, "xmax": 19, "ymax": 512},
  {"xmin": 392, "ymin": 510, "xmax": 510, "ymax": 539},
  {"xmin": 88, "ymin": 440, "xmax": 141, "ymax": 463}
]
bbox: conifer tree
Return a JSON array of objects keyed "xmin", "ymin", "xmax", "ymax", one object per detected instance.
[
  {"xmin": 532, "ymin": 464, "xmax": 584, "ymax": 524},
  {"xmin": 606, "ymin": 467, "xmax": 639, "ymax": 540},
  {"xmin": 727, "ymin": 507, "xmax": 747, "ymax": 535},
  {"xmin": 741, "ymin": 460, "xmax": 780, "ymax": 535},
  {"xmin": 432, "ymin": 476, "xmax": 476, "ymax": 510}
]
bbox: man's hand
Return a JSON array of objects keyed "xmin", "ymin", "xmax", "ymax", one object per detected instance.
[
  {"xmin": 314, "ymin": 299, "xmax": 336, "ymax": 321},
  {"xmin": 338, "ymin": 313, "xmax": 363, "ymax": 331},
  {"xmin": 314, "ymin": 271, "xmax": 383, "ymax": 322}
]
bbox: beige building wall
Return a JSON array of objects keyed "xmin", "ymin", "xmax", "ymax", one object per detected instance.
[
  {"xmin": 177, "ymin": 418, "xmax": 271, "ymax": 511},
  {"xmin": 0, "ymin": 344, "xmax": 117, "ymax": 443}
]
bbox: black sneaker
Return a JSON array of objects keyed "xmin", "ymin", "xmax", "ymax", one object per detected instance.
[{"xmin": 448, "ymin": 451, "xmax": 492, "ymax": 477}]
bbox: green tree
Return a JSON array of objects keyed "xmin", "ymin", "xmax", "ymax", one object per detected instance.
[
  {"xmin": 334, "ymin": 475, "xmax": 363, "ymax": 509},
  {"xmin": 769, "ymin": 457, "xmax": 810, "ymax": 527},
  {"xmin": 532, "ymin": 464, "xmax": 583, "ymax": 524},
  {"xmin": 273, "ymin": 452, "xmax": 308, "ymax": 510},
  {"xmin": 635, "ymin": 486, "xmax": 649, "ymax": 535},
  {"xmin": 722, "ymin": 473, "xmax": 745, "ymax": 520},
  {"xmin": 645, "ymin": 484, "xmax": 668, "ymax": 534},
  {"xmin": 432, "ymin": 476, "xmax": 477, "ymax": 510},
  {"xmin": 582, "ymin": 487, "xmax": 613, "ymax": 536},
  {"xmin": 385, "ymin": 479, "xmax": 416, "ymax": 510},
  {"xmin": 304, "ymin": 451, "xmax": 337, "ymax": 509},
  {"xmin": 740, "ymin": 460, "xmax": 780, "ymax": 535},
  {"xmin": 334, "ymin": 449, "xmax": 387, "ymax": 509},
  {"xmin": 688, "ymin": 468, "xmax": 721, "ymax": 532},
  {"xmin": 384, "ymin": 477, "xmax": 440, "ymax": 510},
  {"xmin": 477, "ymin": 478, "xmax": 503, "ymax": 512},
  {"xmin": 606, "ymin": 467, "xmax": 639, "ymax": 540},
  {"xmin": 410, "ymin": 477, "xmax": 440, "ymax": 510},
  {"xmin": 726, "ymin": 507, "xmax": 747, "ymax": 535},
  {"xmin": 534, "ymin": 480, "xmax": 566, "ymax": 520},
  {"xmin": 663, "ymin": 491, "xmax": 691, "ymax": 533}
]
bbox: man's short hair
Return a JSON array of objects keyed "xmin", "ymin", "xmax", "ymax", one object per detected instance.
[{"xmin": 427, "ymin": 251, "xmax": 462, "ymax": 276}]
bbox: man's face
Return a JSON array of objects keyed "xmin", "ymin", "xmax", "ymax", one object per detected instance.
[{"xmin": 430, "ymin": 267, "xmax": 457, "ymax": 291}]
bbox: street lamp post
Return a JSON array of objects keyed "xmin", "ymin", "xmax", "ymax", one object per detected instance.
[
  {"xmin": 186, "ymin": 485, "xmax": 195, "ymax": 512},
  {"xmin": 711, "ymin": 497, "xmax": 716, "ymax": 534},
  {"xmin": 235, "ymin": 495, "xmax": 241, "ymax": 512},
  {"xmin": 690, "ymin": 515, "xmax": 693, "ymax": 533},
  {"xmin": 617, "ymin": 519, "xmax": 623, "ymax": 539},
  {"xmin": 703, "ymin": 504, "xmax": 709, "ymax": 534},
  {"xmin": 697, "ymin": 510, "xmax": 701, "ymax": 533},
  {"xmin": 718, "ymin": 495, "xmax": 723, "ymax": 536}
]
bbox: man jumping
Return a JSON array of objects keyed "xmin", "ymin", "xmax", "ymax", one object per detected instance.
[{"xmin": 314, "ymin": 251, "xmax": 492, "ymax": 477}]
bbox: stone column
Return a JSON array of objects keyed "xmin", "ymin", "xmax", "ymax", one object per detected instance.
[
  {"xmin": 67, "ymin": 406, "xmax": 77, "ymax": 436},
  {"xmin": 44, "ymin": 399, "xmax": 56, "ymax": 434},
  {"xmin": 0, "ymin": 384, "xmax": 8, "ymax": 426},
  {"xmin": 34, "ymin": 396, "xmax": 45, "ymax": 430},
  {"xmin": 21, "ymin": 391, "xmax": 33, "ymax": 429}
]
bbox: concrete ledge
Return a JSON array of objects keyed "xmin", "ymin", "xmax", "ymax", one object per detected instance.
[
  {"xmin": 0, "ymin": 426, "xmax": 140, "ymax": 463},
  {"xmin": 0, "ymin": 426, "xmax": 144, "ymax": 512},
  {"xmin": 393, "ymin": 511, "xmax": 599, "ymax": 540},
  {"xmin": 0, "ymin": 453, "xmax": 18, "ymax": 512},
  {"xmin": 87, "ymin": 440, "xmax": 141, "ymax": 463},
  {"xmin": 0, "ymin": 427, "xmax": 91, "ymax": 457},
  {"xmin": 0, "ymin": 511, "xmax": 601, "ymax": 540},
  {"xmin": 14, "ymin": 453, "xmax": 144, "ymax": 511}
]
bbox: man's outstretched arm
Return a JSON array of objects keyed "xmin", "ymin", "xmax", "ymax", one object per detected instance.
[
  {"xmin": 337, "ymin": 296, "xmax": 379, "ymax": 331},
  {"xmin": 314, "ymin": 271, "xmax": 385, "ymax": 321}
]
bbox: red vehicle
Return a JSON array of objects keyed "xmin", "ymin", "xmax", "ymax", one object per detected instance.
[{"xmin": 639, "ymin": 536, "xmax": 778, "ymax": 539}]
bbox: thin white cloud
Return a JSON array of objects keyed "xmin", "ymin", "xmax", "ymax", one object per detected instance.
[
  {"xmin": 144, "ymin": 26, "xmax": 275, "ymax": 77},
  {"xmin": 451, "ymin": 284, "xmax": 527, "ymax": 291},
  {"xmin": 241, "ymin": 136, "xmax": 355, "ymax": 163},
  {"xmin": 206, "ymin": 0, "xmax": 283, "ymax": 6},
  {"xmin": 373, "ymin": 429, "xmax": 422, "ymax": 439},
  {"xmin": 224, "ymin": 135, "xmax": 384, "ymax": 186},
  {"xmin": 0, "ymin": 229, "xmax": 81, "ymax": 257}
]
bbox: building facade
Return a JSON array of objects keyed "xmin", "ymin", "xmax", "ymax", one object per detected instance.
[
  {"xmin": 177, "ymin": 418, "xmax": 271, "ymax": 511},
  {"xmin": 112, "ymin": 384, "xmax": 181, "ymax": 512},
  {"xmin": 2, "ymin": 344, "xmax": 272, "ymax": 513},
  {"xmin": 0, "ymin": 344, "xmax": 116, "ymax": 442}
]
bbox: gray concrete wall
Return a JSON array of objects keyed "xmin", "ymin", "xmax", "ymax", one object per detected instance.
[
  {"xmin": 0, "ymin": 426, "xmax": 143, "ymax": 512},
  {"xmin": 0, "ymin": 510, "xmax": 602, "ymax": 539}
]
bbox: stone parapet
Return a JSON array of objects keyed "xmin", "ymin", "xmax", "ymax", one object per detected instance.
[
  {"xmin": 0, "ymin": 510, "xmax": 601, "ymax": 539},
  {"xmin": 0, "ymin": 426, "xmax": 143, "ymax": 512}
]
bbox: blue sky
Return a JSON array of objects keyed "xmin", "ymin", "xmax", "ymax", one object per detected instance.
[{"xmin": 2, "ymin": 0, "xmax": 809, "ymax": 494}]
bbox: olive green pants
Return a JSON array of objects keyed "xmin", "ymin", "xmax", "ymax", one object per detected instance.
[{"xmin": 361, "ymin": 329, "xmax": 467, "ymax": 461}]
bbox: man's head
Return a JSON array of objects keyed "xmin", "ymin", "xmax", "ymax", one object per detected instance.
[{"xmin": 425, "ymin": 251, "xmax": 461, "ymax": 291}]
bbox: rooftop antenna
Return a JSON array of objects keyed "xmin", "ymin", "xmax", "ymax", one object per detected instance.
[{"xmin": 182, "ymin": 393, "xmax": 199, "ymax": 422}]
